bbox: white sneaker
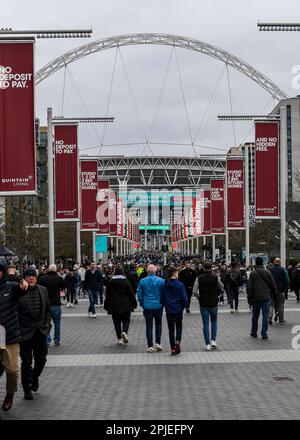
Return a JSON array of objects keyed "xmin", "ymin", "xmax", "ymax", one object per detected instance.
[
  {"xmin": 117, "ymin": 339, "xmax": 125, "ymax": 345},
  {"xmin": 70, "ymin": 303, "xmax": 74, "ymax": 308},
  {"xmin": 147, "ymin": 347, "xmax": 154, "ymax": 353},
  {"xmin": 92, "ymin": 313, "xmax": 97, "ymax": 318},
  {"xmin": 211, "ymin": 340, "xmax": 217, "ymax": 349},
  {"xmin": 66, "ymin": 303, "xmax": 70, "ymax": 308},
  {"xmin": 88, "ymin": 312, "xmax": 92, "ymax": 318},
  {"xmin": 155, "ymin": 343, "xmax": 163, "ymax": 352},
  {"xmin": 121, "ymin": 332, "xmax": 128, "ymax": 344},
  {"xmin": 95, "ymin": 304, "xmax": 99, "ymax": 308},
  {"xmin": 206, "ymin": 344, "xmax": 211, "ymax": 351}
]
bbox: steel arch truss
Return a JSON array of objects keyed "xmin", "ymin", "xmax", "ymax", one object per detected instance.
[
  {"xmin": 35, "ymin": 33, "xmax": 288, "ymax": 101},
  {"xmin": 94, "ymin": 155, "xmax": 226, "ymax": 189}
]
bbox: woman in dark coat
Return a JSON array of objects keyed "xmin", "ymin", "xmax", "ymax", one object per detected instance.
[{"xmin": 104, "ymin": 265, "xmax": 137, "ymax": 345}]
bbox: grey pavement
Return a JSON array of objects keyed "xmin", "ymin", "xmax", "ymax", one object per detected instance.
[{"xmin": 2, "ymin": 293, "xmax": 300, "ymax": 420}]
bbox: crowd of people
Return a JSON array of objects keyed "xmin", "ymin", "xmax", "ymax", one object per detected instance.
[{"xmin": 1, "ymin": 252, "xmax": 300, "ymax": 416}]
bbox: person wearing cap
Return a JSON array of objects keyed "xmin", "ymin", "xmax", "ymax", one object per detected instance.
[
  {"xmin": 0, "ymin": 262, "xmax": 28, "ymax": 412},
  {"xmin": 18, "ymin": 268, "xmax": 51, "ymax": 400},
  {"xmin": 247, "ymin": 256, "xmax": 277, "ymax": 340},
  {"xmin": 38, "ymin": 264, "xmax": 65, "ymax": 347}
]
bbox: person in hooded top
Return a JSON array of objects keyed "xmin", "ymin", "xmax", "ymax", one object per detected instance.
[
  {"xmin": 104, "ymin": 265, "xmax": 137, "ymax": 345},
  {"xmin": 160, "ymin": 266, "xmax": 188, "ymax": 355}
]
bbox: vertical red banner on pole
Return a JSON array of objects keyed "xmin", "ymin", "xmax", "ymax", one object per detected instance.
[
  {"xmin": 255, "ymin": 121, "xmax": 280, "ymax": 218},
  {"xmin": 210, "ymin": 179, "xmax": 225, "ymax": 234},
  {"xmin": 193, "ymin": 196, "xmax": 202, "ymax": 237},
  {"xmin": 80, "ymin": 160, "xmax": 98, "ymax": 230},
  {"xmin": 109, "ymin": 190, "xmax": 117, "ymax": 236},
  {"xmin": 227, "ymin": 158, "xmax": 245, "ymax": 229},
  {"xmin": 97, "ymin": 180, "xmax": 110, "ymax": 234},
  {"xmin": 0, "ymin": 41, "xmax": 36, "ymax": 195},
  {"xmin": 54, "ymin": 124, "xmax": 79, "ymax": 220},
  {"xmin": 117, "ymin": 198, "xmax": 123, "ymax": 237},
  {"xmin": 201, "ymin": 190, "xmax": 211, "ymax": 235}
]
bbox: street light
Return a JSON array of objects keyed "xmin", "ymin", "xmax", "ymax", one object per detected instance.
[
  {"xmin": 48, "ymin": 112, "xmax": 115, "ymax": 264},
  {"xmin": 53, "ymin": 117, "xmax": 114, "ymax": 123},
  {"xmin": 258, "ymin": 23, "xmax": 300, "ymax": 31},
  {"xmin": 218, "ymin": 115, "xmax": 280, "ymax": 121},
  {"xmin": 0, "ymin": 28, "xmax": 92, "ymax": 38}
]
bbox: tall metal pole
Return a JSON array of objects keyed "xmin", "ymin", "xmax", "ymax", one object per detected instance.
[
  {"xmin": 203, "ymin": 236, "xmax": 207, "ymax": 260},
  {"xmin": 145, "ymin": 229, "xmax": 148, "ymax": 251},
  {"xmin": 225, "ymin": 161, "xmax": 229, "ymax": 264},
  {"xmin": 212, "ymin": 235, "xmax": 216, "ymax": 262},
  {"xmin": 47, "ymin": 108, "xmax": 55, "ymax": 265},
  {"xmin": 280, "ymin": 106, "xmax": 287, "ymax": 267},
  {"xmin": 92, "ymin": 232, "xmax": 96, "ymax": 262},
  {"xmin": 245, "ymin": 146, "xmax": 250, "ymax": 267},
  {"xmin": 76, "ymin": 222, "xmax": 81, "ymax": 263}
]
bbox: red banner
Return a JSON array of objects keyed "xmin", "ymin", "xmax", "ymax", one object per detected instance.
[
  {"xmin": 80, "ymin": 160, "xmax": 98, "ymax": 230},
  {"xmin": 54, "ymin": 125, "xmax": 78, "ymax": 220},
  {"xmin": 210, "ymin": 179, "xmax": 225, "ymax": 234},
  {"xmin": 255, "ymin": 121, "xmax": 280, "ymax": 218},
  {"xmin": 193, "ymin": 196, "xmax": 202, "ymax": 237},
  {"xmin": 97, "ymin": 180, "xmax": 110, "ymax": 234},
  {"xmin": 227, "ymin": 158, "xmax": 245, "ymax": 229},
  {"xmin": 0, "ymin": 42, "xmax": 36, "ymax": 195},
  {"xmin": 109, "ymin": 190, "xmax": 117, "ymax": 236},
  {"xmin": 201, "ymin": 190, "xmax": 211, "ymax": 235},
  {"xmin": 117, "ymin": 198, "xmax": 123, "ymax": 237}
]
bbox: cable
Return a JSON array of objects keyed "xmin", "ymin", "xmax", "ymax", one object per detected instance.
[
  {"xmin": 226, "ymin": 64, "xmax": 237, "ymax": 146},
  {"xmin": 241, "ymin": 95, "xmax": 276, "ymax": 144},
  {"xmin": 148, "ymin": 47, "xmax": 174, "ymax": 144},
  {"xmin": 193, "ymin": 64, "xmax": 226, "ymax": 144},
  {"xmin": 100, "ymin": 47, "xmax": 119, "ymax": 148},
  {"xmin": 118, "ymin": 48, "xmax": 147, "ymax": 146},
  {"xmin": 174, "ymin": 48, "xmax": 193, "ymax": 147},
  {"xmin": 59, "ymin": 65, "xmax": 67, "ymax": 116},
  {"xmin": 67, "ymin": 65, "xmax": 100, "ymax": 147}
]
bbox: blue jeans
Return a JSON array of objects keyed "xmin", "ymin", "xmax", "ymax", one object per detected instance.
[
  {"xmin": 143, "ymin": 308, "xmax": 163, "ymax": 347},
  {"xmin": 88, "ymin": 289, "xmax": 98, "ymax": 314},
  {"xmin": 251, "ymin": 300, "xmax": 270, "ymax": 337},
  {"xmin": 95, "ymin": 286, "xmax": 104, "ymax": 306},
  {"xmin": 47, "ymin": 306, "xmax": 62, "ymax": 344},
  {"xmin": 166, "ymin": 312, "xmax": 183, "ymax": 349},
  {"xmin": 200, "ymin": 306, "xmax": 218, "ymax": 345}
]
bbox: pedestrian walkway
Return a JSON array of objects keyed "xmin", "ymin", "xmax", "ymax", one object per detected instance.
[{"xmin": 2, "ymin": 296, "xmax": 300, "ymax": 420}]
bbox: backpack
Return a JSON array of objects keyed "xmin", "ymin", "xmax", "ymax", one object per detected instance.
[{"xmin": 229, "ymin": 269, "xmax": 240, "ymax": 286}]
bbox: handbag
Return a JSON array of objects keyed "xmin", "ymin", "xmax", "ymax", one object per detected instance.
[{"xmin": 60, "ymin": 290, "xmax": 66, "ymax": 298}]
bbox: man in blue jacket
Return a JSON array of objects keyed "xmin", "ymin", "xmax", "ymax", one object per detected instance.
[
  {"xmin": 161, "ymin": 266, "xmax": 188, "ymax": 355},
  {"xmin": 137, "ymin": 264, "xmax": 165, "ymax": 353}
]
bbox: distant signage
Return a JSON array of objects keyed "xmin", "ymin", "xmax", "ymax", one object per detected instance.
[
  {"xmin": 95, "ymin": 235, "xmax": 108, "ymax": 253},
  {"xmin": 139, "ymin": 225, "xmax": 170, "ymax": 231}
]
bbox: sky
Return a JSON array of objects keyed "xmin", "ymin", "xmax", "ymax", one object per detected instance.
[{"xmin": 3, "ymin": 0, "xmax": 300, "ymax": 156}]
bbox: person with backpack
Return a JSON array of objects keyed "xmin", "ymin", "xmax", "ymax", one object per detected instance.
[
  {"xmin": 160, "ymin": 266, "xmax": 188, "ymax": 355},
  {"xmin": 291, "ymin": 263, "xmax": 300, "ymax": 303},
  {"xmin": 247, "ymin": 256, "xmax": 277, "ymax": 340},
  {"xmin": 193, "ymin": 261, "xmax": 223, "ymax": 351},
  {"xmin": 226, "ymin": 262, "xmax": 243, "ymax": 313}
]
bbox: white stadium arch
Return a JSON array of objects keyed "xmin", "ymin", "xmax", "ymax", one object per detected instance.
[{"xmin": 35, "ymin": 33, "xmax": 288, "ymax": 101}]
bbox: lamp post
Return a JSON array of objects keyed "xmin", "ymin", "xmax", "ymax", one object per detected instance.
[{"xmin": 48, "ymin": 114, "xmax": 114, "ymax": 265}]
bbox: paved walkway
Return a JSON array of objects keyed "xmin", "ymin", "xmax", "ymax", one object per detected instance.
[{"xmin": 2, "ymin": 293, "xmax": 300, "ymax": 420}]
